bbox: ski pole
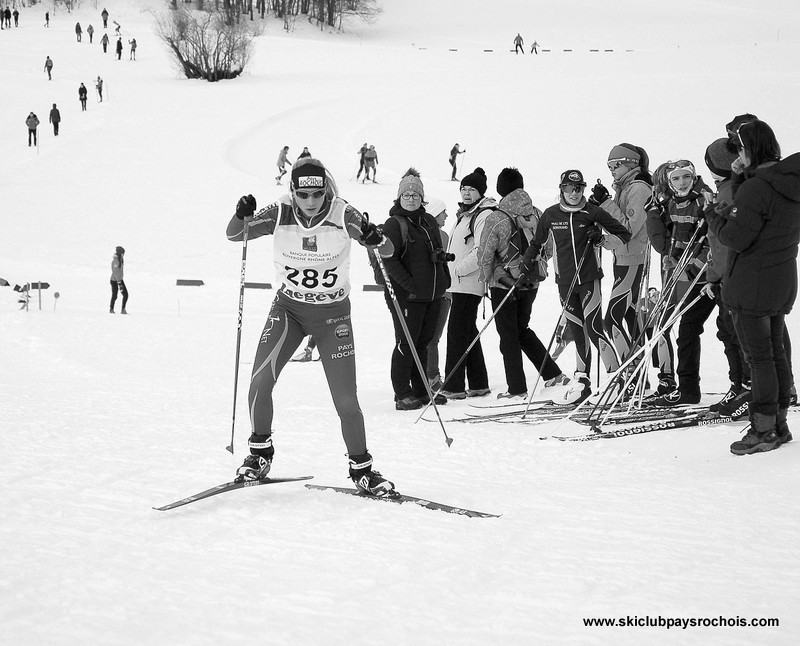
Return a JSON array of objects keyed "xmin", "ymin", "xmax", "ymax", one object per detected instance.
[
  {"xmin": 414, "ymin": 277, "xmax": 522, "ymax": 424},
  {"xmin": 373, "ymin": 248, "xmax": 453, "ymax": 447},
  {"xmin": 226, "ymin": 219, "xmax": 250, "ymax": 454}
]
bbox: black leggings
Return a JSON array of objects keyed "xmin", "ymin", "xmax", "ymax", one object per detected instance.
[{"xmin": 110, "ymin": 280, "xmax": 128, "ymax": 310}]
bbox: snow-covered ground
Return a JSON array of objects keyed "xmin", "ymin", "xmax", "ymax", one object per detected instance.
[{"xmin": 2, "ymin": 1, "xmax": 799, "ymax": 644}]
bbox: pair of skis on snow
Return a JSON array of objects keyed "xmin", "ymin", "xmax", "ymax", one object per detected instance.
[{"xmin": 153, "ymin": 477, "xmax": 500, "ymax": 518}]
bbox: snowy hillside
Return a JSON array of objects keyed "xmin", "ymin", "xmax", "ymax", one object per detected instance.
[{"xmin": 1, "ymin": 1, "xmax": 799, "ymax": 644}]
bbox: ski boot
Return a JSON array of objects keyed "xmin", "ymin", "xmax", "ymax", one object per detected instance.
[
  {"xmin": 235, "ymin": 433, "xmax": 274, "ymax": 482},
  {"xmin": 348, "ymin": 452, "xmax": 397, "ymax": 498},
  {"xmin": 709, "ymin": 383, "xmax": 742, "ymax": 414}
]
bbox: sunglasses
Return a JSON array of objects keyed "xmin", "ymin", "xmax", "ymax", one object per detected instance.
[
  {"xmin": 561, "ymin": 184, "xmax": 584, "ymax": 194},
  {"xmin": 295, "ymin": 189, "xmax": 325, "ymax": 200},
  {"xmin": 735, "ymin": 122, "xmax": 749, "ymax": 151}
]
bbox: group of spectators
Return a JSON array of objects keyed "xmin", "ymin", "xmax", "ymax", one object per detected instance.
[{"xmin": 376, "ymin": 115, "xmax": 799, "ymax": 457}]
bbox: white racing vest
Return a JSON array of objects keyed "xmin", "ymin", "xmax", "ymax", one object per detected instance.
[{"xmin": 273, "ymin": 197, "xmax": 352, "ymax": 304}]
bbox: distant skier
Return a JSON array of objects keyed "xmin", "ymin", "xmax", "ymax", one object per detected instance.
[
  {"xmin": 355, "ymin": 143, "xmax": 368, "ymax": 180},
  {"xmin": 79, "ymin": 83, "xmax": 88, "ymax": 111},
  {"xmin": 49, "ymin": 104, "xmax": 61, "ymax": 136},
  {"xmin": 531, "ymin": 40, "xmax": 539, "ymax": 54},
  {"xmin": 275, "ymin": 145, "xmax": 292, "ymax": 184},
  {"xmin": 43, "ymin": 55, "xmax": 53, "ymax": 80},
  {"xmin": 113, "ymin": 20, "xmax": 121, "ymax": 36},
  {"xmin": 26, "ymin": 112, "xmax": 40, "ymax": 147},
  {"xmin": 449, "ymin": 143, "xmax": 465, "ymax": 180},
  {"xmin": 115, "ymin": 37, "xmax": 123, "ymax": 60},
  {"xmin": 44, "ymin": 12, "xmax": 49, "ymax": 28},
  {"xmin": 101, "ymin": 7, "xmax": 109, "ymax": 29},
  {"xmin": 514, "ymin": 33, "xmax": 524, "ymax": 54},
  {"xmin": 129, "ymin": 38, "xmax": 137, "ymax": 60},
  {"xmin": 96, "ymin": 76, "xmax": 104, "ymax": 102},
  {"xmin": 75, "ymin": 22, "xmax": 82, "ymax": 42},
  {"xmin": 101, "ymin": 33, "xmax": 109, "ymax": 53},
  {"xmin": 362, "ymin": 145, "xmax": 378, "ymax": 183},
  {"xmin": 13, "ymin": 8, "xmax": 19, "ymax": 27},
  {"xmin": 87, "ymin": 24, "xmax": 94, "ymax": 43}
]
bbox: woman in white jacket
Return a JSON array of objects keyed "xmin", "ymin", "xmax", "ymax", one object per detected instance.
[{"xmin": 441, "ymin": 168, "xmax": 495, "ymax": 399}]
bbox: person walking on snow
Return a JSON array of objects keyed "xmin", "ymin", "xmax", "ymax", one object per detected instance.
[
  {"xmin": 225, "ymin": 157, "xmax": 398, "ymax": 497},
  {"xmin": 96, "ymin": 76, "xmax": 104, "ymax": 102},
  {"xmin": 115, "ymin": 37, "xmax": 123, "ymax": 60},
  {"xmin": 449, "ymin": 143, "xmax": 465, "ymax": 181},
  {"xmin": 276, "ymin": 145, "xmax": 292, "ymax": 184},
  {"xmin": 514, "ymin": 33, "xmax": 525, "ymax": 54},
  {"xmin": 129, "ymin": 38, "xmax": 137, "ymax": 60},
  {"xmin": 87, "ymin": 24, "xmax": 94, "ymax": 43},
  {"xmin": 110, "ymin": 246, "xmax": 129, "ymax": 314},
  {"xmin": 26, "ymin": 112, "xmax": 39, "ymax": 147},
  {"xmin": 101, "ymin": 33, "xmax": 109, "ymax": 53},
  {"xmin": 75, "ymin": 22, "xmax": 82, "ymax": 42},
  {"xmin": 101, "ymin": 8, "xmax": 109, "ymax": 29},
  {"xmin": 43, "ymin": 56, "xmax": 53, "ymax": 80},
  {"xmin": 79, "ymin": 83, "xmax": 88, "ymax": 111},
  {"xmin": 531, "ymin": 40, "xmax": 539, "ymax": 54},
  {"xmin": 48, "ymin": 104, "xmax": 61, "ymax": 136}
]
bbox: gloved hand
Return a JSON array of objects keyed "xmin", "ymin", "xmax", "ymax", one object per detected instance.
[
  {"xmin": 662, "ymin": 256, "xmax": 678, "ymax": 271},
  {"xmin": 360, "ymin": 219, "xmax": 383, "ymax": 246},
  {"xmin": 235, "ymin": 194, "xmax": 256, "ymax": 220},
  {"xmin": 588, "ymin": 181, "xmax": 611, "ymax": 206},
  {"xmin": 586, "ymin": 225, "xmax": 603, "ymax": 245},
  {"xmin": 497, "ymin": 274, "xmax": 517, "ymax": 289}
]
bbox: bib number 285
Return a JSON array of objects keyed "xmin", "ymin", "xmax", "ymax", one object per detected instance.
[{"xmin": 285, "ymin": 266, "xmax": 338, "ymax": 289}]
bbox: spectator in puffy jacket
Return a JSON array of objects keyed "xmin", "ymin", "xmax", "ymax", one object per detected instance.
[
  {"xmin": 381, "ymin": 169, "xmax": 451, "ymax": 410},
  {"xmin": 26, "ymin": 112, "xmax": 40, "ymax": 146},
  {"xmin": 477, "ymin": 167, "xmax": 568, "ymax": 401},
  {"xmin": 708, "ymin": 119, "xmax": 800, "ymax": 454},
  {"xmin": 441, "ymin": 168, "xmax": 495, "ymax": 399}
]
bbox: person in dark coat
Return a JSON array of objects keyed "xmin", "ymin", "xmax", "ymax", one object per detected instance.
[
  {"xmin": 101, "ymin": 33, "xmax": 109, "ymax": 53},
  {"xmin": 79, "ymin": 83, "xmax": 88, "ymax": 111},
  {"xmin": 26, "ymin": 112, "xmax": 40, "ymax": 146},
  {"xmin": 101, "ymin": 8, "xmax": 109, "ymax": 28},
  {"xmin": 381, "ymin": 169, "xmax": 451, "ymax": 410},
  {"xmin": 708, "ymin": 119, "xmax": 800, "ymax": 454},
  {"xmin": 48, "ymin": 104, "xmax": 61, "ymax": 135},
  {"xmin": 115, "ymin": 37, "xmax": 123, "ymax": 60},
  {"xmin": 75, "ymin": 22, "xmax": 82, "ymax": 42}
]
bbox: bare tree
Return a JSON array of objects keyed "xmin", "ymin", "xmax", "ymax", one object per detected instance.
[{"xmin": 156, "ymin": 5, "xmax": 263, "ymax": 81}]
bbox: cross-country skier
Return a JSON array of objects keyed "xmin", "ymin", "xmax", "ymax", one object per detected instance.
[
  {"xmin": 275, "ymin": 145, "xmax": 291, "ymax": 184},
  {"xmin": 226, "ymin": 157, "xmax": 397, "ymax": 496},
  {"xmin": 520, "ymin": 170, "xmax": 632, "ymax": 404}
]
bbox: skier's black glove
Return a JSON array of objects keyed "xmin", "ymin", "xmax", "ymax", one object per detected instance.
[
  {"xmin": 235, "ymin": 194, "xmax": 256, "ymax": 220},
  {"xmin": 586, "ymin": 225, "xmax": 603, "ymax": 245},
  {"xmin": 360, "ymin": 219, "xmax": 383, "ymax": 246},
  {"xmin": 588, "ymin": 182, "xmax": 611, "ymax": 206},
  {"xmin": 497, "ymin": 274, "xmax": 517, "ymax": 290}
]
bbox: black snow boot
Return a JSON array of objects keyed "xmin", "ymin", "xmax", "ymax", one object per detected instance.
[{"xmin": 730, "ymin": 412, "xmax": 780, "ymax": 455}]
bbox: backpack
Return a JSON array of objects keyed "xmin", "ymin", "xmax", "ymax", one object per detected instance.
[
  {"xmin": 368, "ymin": 215, "xmax": 409, "ymax": 286},
  {"xmin": 497, "ymin": 207, "xmax": 548, "ymax": 284}
]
